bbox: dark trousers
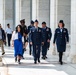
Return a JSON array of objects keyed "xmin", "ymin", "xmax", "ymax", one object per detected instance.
[
  {"xmin": 33, "ymin": 45, "xmax": 41, "ymax": 62},
  {"xmin": 29, "ymin": 43, "xmax": 33, "ymax": 55},
  {"xmin": 42, "ymin": 43, "xmax": 47, "ymax": 57},
  {"xmin": 47, "ymin": 42, "xmax": 50, "ymax": 49},
  {"xmin": 59, "ymin": 52, "xmax": 63, "ymax": 62},
  {"xmin": 22, "ymin": 37, "xmax": 28, "ymax": 57},
  {"xmin": 7, "ymin": 34, "xmax": 12, "ymax": 46}
]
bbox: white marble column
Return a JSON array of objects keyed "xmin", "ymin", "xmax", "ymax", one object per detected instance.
[
  {"xmin": 67, "ymin": 0, "xmax": 76, "ymax": 63},
  {"xmin": 15, "ymin": 0, "xmax": 21, "ymax": 26},
  {"xmin": 50, "ymin": 0, "xmax": 58, "ymax": 52},
  {"xmin": 0, "ymin": 0, "xmax": 5, "ymax": 28},
  {"xmin": 32, "ymin": 0, "xmax": 39, "ymax": 21},
  {"xmin": 0, "ymin": 0, "xmax": 4, "ymax": 66},
  {"xmin": 50, "ymin": 0, "xmax": 58, "ymax": 31}
]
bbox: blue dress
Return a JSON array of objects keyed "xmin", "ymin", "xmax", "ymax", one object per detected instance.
[{"xmin": 14, "ymin": 32, "xmax": 23, "ymax": 57}]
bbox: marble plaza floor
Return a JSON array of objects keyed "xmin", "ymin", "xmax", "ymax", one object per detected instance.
[{"xmin": 0, "ymin": 46, "xmax": 76, "ymax": 75}]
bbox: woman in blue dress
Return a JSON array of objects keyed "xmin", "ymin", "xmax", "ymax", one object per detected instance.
[{"xmin": 12, "ymin": 25, "xmax": 23, "ymax": 64}]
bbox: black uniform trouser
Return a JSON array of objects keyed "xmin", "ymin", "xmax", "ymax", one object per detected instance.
[
  {"xmin": 42, "ymin": 43, "xmax": 47, "ymax": 57},
  {"xmin": 47, "ymin": 42, "xmax": 50, "ymax": 49},
  {"xmin": 33, "ymin": 44, "xmax": 41, "ymax": 62},
  {"xmin": 29, "ymin": 44, "xmax": 33, "ymax": 55},
  {"xmin": 59, "ymin": 52, "xmax": 63, "ymax": 62},
  {"xmin": 7, "ymin": 34, "xmax": 12, "ymax": 46}
]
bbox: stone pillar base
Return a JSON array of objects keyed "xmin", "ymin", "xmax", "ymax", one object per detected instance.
[
  {"xmin": 0, "ymin": 56, "xmax": 3, "ymax": 66},
  {"xmin": 67, "ymin": 55, "xmax": 76, "ymax": 63}
]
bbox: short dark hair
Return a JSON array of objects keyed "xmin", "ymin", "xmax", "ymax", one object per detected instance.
[
  {"xmin": 16, "ymin": 25, "xmax": 23, "ymax": 36},
  {"xmin": 42, "ymin": 22, "xmax": 46, "ymax": 25},
  {"xmin": 7, "ymin": 23, "xmax": 10, "ymax": 26}
]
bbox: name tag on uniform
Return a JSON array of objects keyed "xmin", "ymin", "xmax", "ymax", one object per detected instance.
[
  {"xmin": 57, "ymin": 31, "xmax": 60, "ymax": 33},
  {"xmin": 63, "ymin": 30, "xmax": 66, "ymax": 33},
  {"xmin": 39, "ymin": 30, "xmax": 41, "ymax": 32}
]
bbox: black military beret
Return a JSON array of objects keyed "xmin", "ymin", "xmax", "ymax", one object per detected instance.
[
  {"xmin": 35, "ymin": 19, "xmax": 38, "ymax": 23},
  {"xmin": 20, "ymin": 19, "xmax": 25, "ymax": 23},
  {"xmin": 59, "ymin": 20, "xmax": 64, "ymax": 23},
  {"xmin": 31, "ymin": 20, "xmax": 34, "ymax": 24}
]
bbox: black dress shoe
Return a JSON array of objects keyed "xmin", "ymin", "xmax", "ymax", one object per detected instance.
[
  {"xmin": 29, "ymin": 52, "xmax": 31, "ymax": 55},
  {"xmin": 18, "ymin": 59, "xmax": 21, "ymax": 64},
  {"xmin": 15, "ymin": 57, "xmax": 17, "ymax": 62},
  {"xmin": 42, "ymin": 56, "xmax": 45, "ymax": 60},
  {"xmin": 38, "ymin": 59, "xmax": 40, "ymax": 63},
  {"xmin": 42, "ymin": 57, "xmax": 44, "ymax": 59},
  {"xmin": 34, "ymin": 61, "xmax": 37, "ymax": 64},
  {"xmin": 2, "ymin": 52, "xmax": 5, "ymax": 55},
  {"xmin": 22, "ymin": 57, "xmax": 25, "ymax": 59},
  {"xmin": 60, "ymin": 61, "xmax": 63, "ymax": 65}
]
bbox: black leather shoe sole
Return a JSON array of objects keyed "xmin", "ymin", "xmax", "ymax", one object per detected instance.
[
  {"xmin": 34, "ymin": 61, "xmax": 37, "ymax": 64},
  {"xmin": 2, "ymin": 52, "xmax": 5, "ymax": 55}
]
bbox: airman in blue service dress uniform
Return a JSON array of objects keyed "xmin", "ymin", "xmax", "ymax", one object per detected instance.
[
  {"xmin": 41, "ymin": 22, "xmax": 52, "ymax": 59},
  {"xmin": 53, "ymin": 20, "xmax": 69, "ymax": 65},
  {"xmin": 28, "ymin": 20, "xmax": 34, "ymax": 55},
  {"xmin": 30, "ymin": 20, "xmax": 43, "ymax": 64}
]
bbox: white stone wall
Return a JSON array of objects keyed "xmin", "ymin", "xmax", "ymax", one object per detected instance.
[
  {"xmin": 57, "ymin": 0, "xmax": 71, "ymax": 34},
  {"xmin": 38, "ymin": 0, "xmax": 50, "ymax": 27},
  {"xmin": 5, "ymin": 0, "xmax": 14, "ymax": 30},
  {"xmin": 21, "ymin": 0, "xmax": 31, "ymax": 26}
]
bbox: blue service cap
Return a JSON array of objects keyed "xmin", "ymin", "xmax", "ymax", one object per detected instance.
[
  {"xmin": 59, "ymin": 20, "xmax": 64, "ymax": 23},
  {"xmin": 35, "ymin": 19, "xmax": 38, "ymax": 23},
  {"xmin": 31, "ymin": 20, "xmax": 34, "ymax": 24}
]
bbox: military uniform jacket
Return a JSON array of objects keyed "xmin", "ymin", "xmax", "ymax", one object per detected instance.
[
  {"xmin": 0, "ymin": 28, "xmax": 6, "ymax": 41},
  {"xmin": 42, "ymin": 27, "xmax": 52, "ymax": 43},
  {"xmin": 28, "ymin": 25, "xmax": 33, "ymax": 33},
  {"xmin": 30, "ymin": 27, "xmax": 43, "ymax": 45},
  {"xmin": 28, "ymin": 25, "xmax": 34, "ymax": 42},
  {"xmin": 53, "ymin": 28, "xmax": 69, "ymax": 52},
  {"xmin": 22, "ymin": 25, "xmax": 28, "ymax": 34}
]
